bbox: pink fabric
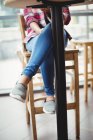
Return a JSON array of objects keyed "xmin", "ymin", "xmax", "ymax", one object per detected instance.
[
  {"xmin": 23, "ymin": 7, "xmax": 71, "ymax": 43},
  {"xmin": 63, "ymin": 6, "xmax": 71, "ymax": 25}
]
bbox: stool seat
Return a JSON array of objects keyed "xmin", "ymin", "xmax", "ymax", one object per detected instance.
[{"xmin": 71, "ymin": 39, "xmax": 93, "ymax": 46}]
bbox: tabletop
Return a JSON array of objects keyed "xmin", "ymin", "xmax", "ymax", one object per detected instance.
[{"xmin": 4, "ymin": 0, "xmax": 93, "ymax": 9}]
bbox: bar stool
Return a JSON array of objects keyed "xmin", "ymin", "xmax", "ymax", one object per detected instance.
[
  {"xmin": 17, "ymin": 14, "xmax": 80, "ymax": 140},
  {"xmin": 71, "ymin": 39, "xmax": 93, "ymax": 102},
  {"xmin": 25, "ymin": 50, "xmax": 80, "ymax": 140}
]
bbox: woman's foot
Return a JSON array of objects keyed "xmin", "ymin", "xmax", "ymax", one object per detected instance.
[
  {"xmin": 10, "ymin": 83, "xmax": 27, "ymax": 102},
  {"xmin": 43, "ymin": 96, "xmax": 55, "ymax": 114},
  {"xmin": 10, "ymin": 75, "xmax": 30, "ymax": 102}
]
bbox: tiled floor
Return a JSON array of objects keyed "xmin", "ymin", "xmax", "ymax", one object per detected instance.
[{"xmin": 0, "ymin": 87, "xmax": 93, "ymax": 140}]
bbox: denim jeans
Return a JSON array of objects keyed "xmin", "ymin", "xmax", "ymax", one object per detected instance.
[{"xmin": 22, "ymin": 23, "xmax": 68, "ymax": 96}]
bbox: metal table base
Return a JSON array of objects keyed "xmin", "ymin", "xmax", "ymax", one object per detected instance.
[{"xmin": 51, "ymin": 6, "xmax": 68, "ymax": 140}]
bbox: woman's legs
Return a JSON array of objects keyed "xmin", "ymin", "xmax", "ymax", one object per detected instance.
[
  {"xmin": 10, "ymin": 23, "xmax": 68, "ymax": 113},
  {"xmin": 20, "ymin": 23, "xmax": 55, "ymax": 98},
  {"xmin": 19, "ymin": 26, "xmax": 67, "ymax": 95},
  {"xmin": 11, "ymin": 23, "xmax": 55, "ymax": 103}
]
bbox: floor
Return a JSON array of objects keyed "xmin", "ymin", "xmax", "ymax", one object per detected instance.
[{"xmin": 0, "ymin": 87, "xmax": 93, "ymax": 140}]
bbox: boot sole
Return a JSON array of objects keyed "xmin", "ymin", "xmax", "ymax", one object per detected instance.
[{"xmin": 10, "ymin": 93, "xmax": 25, "ymax": 103}]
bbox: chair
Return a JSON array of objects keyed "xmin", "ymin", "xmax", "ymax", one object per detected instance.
[
  {"xmin": 17, "ymin": 14, "xmax": 80, "ymax": 140},
  {"xmin": 71, "ymin": 39, "xmax": 93, "ymax": 102}
]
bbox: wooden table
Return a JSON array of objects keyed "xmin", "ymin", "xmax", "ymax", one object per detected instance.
[
  {"xmin": 4, "ymin": 0, "xmax": 87, "ymax": 8},
  {"xmin": 71, "ymin": 40, "xmax": 93, "ymax": 102},
  {"xmin": 4, "ymin": 0, "xmax": 89, "ymax": 139}
]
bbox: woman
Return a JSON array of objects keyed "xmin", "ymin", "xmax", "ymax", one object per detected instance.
[{"xmin": 10, "ymin": 7, "xmax": 71, "ymax": 114}]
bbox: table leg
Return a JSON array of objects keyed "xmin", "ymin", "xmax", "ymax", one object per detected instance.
[{"xmin": 51, "ymin": 6, "xmax": 68, "ymax": 140}]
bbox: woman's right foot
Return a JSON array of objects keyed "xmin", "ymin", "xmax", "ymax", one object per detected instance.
[{"xmin": 10, "ymin": 83, "xmax": 27, "ymax": 102}]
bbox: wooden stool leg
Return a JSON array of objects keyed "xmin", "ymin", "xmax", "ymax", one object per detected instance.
[
  {"xmin": 26, "ymin": 91, "xmax": 30, "ymax": 124},
  {"xmin": 90, "ymin": 46, "xmax": 93, "ymax": 89},
  {"xmin": 69, "ymin": 76, "xmax": 74, "ymax": 94},
  {"xmin": 25, "ymin": 58, "xmax": 31, "ymax": 124},
  {"xmin": 17, "ymin": 50, "xmax": 26, "ymax": 68},
  {"xmin": 28, "ymin": 81, "xmax": 37, "ymax": 140},
  {"xmin": 84, "ymin": 46, "xmax": 88, "ymax": 102},
  {"xmin": 74, "ymin": 53, "xmax": 80, "ymax": 138}
]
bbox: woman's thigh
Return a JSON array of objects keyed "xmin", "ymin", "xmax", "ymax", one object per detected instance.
[
  {"xmin": 26, "ymin": 35, "xmax": 39, "ymax": 52},
  {"xmin": 26, "ymin": 23, "xmax": 52, "ymax": 52},
  {"xmin": 25, "ymin": 23, "xmax": 53, "ymax": 67}
]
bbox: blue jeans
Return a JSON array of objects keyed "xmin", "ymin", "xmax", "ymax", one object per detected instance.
[{"xmin": 22, "ymin": 23, "xmax": 68, "ymax": 96}]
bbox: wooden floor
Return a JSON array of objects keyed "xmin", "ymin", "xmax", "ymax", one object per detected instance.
[{"xmin": 0, "ymin": 87, "xmax": 93, "ymax": 140}]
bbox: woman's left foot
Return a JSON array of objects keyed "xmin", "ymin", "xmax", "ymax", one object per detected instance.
[
  {"xmin": 10, "ymin": 83, "xmax": 27, "ymax": 102},
  {"xmin": 43, "ymin": 100, "xmax": 55, "ymax": 114}
]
